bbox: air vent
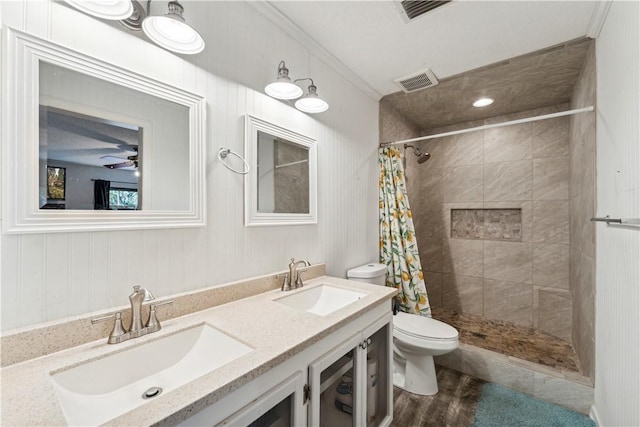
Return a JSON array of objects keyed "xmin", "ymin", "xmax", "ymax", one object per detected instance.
[
  {"xmin": 396, "ymin": 0, "xmax": 452, "ymax": 22},
  {"xmin": 394, "ymin": 68, "xmax": 439, "ymax": 93}
]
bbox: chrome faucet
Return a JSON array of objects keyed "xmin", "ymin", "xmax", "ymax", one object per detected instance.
[
  {"xmin": 91, "ymin": 285, "xmax": 173, "ymax": 344},
  {"xmin": 129, "ymin": 285, "xmax": 155, "ymax": 336},
  {"xmin": 281, "ymin": 258, "xmax": 311, "ymax": 291}
]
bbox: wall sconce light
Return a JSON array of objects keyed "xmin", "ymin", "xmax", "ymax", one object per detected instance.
[
  {"xmin": 265, "ymin": 61, "xmax": 304, "ymax": 100},
  {"xmin": 63, "ymin": 0, "xmax": 205, "ymax": 55},
  {"xmin": 142, "ymin": 1, "xmax": 205, "ymax": 55},
  {"xmin": 63, "ymin": 0, "xmax": 134, "ymax": 20},
  {"xmin": 294, "ymin": 79, "xmax": 329, "ymax": 113},
  {"xmin": 264, "ymin": 61, "xmax": 329, "ymax": 113}
]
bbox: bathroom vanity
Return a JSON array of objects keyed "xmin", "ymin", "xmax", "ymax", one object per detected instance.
[{"xmin": 0, "ymin": 276, "xmax": 396, "ymax": 426}]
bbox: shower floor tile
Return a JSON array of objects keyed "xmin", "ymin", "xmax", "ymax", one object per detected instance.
[{"xmin": 432, "ymin": 307, "xmax": 581, "ymax": 373}]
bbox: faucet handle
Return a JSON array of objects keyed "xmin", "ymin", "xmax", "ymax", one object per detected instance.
[
  {"xmin": 91, "ymin": 312, "xmax": 128, "ymax": 344},
  {"xmin": 146, "ymin": 300, "xmax": 174, "ymax": 332},
  {"xmin": 281, "ymin": 273, "xmax": 293, "ymax": 292},
  {"xmin": 294, "ymin": 267, "xmax": 310, "ymax": 288}
]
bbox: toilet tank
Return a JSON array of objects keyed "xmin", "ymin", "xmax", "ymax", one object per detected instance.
[{"xmin": 347, "ymin": 263, "xmax": 387, "ymax": 286}]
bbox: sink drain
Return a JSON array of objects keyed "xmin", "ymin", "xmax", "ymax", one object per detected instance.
[{"xmin": 142, "ymin": 386, "xmax": 163, "ymax": 399}]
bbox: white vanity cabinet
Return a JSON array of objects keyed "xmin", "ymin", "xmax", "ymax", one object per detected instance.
[
  {"xmin": 308, "ymin": 313, "xmax": 392, "ymax": 427},
  {"xmin": 178, "ymin": 303, "xmax": 392, "ymax": 427},
  {"xmin": 218, "ymin": 373, "xmax": 306, "ymax": 427}
]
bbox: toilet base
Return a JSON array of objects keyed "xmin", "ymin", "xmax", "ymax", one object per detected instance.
[{"xmin": 393, "ymin": 352, "xmax": 439, "ymax": 395}]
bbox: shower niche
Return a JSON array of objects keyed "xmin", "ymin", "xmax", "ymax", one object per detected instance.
[{"xmin": 451, "ymin": 208, "xmax": 522, "ymax": 242}]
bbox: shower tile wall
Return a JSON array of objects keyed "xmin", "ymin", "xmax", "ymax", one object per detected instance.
[
  {"xmin": 404, "ymin": 105, "xmax": 572, "ymax": 340},
  {"xmin": 569, "ymin": 41, "xmax": 596, "ymax": 381}
]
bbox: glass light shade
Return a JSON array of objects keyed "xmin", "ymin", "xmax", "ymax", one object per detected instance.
[
  {"xmin": 473, "ymin": 97, "xmax": 494, "ymax": 107},
  {"xmin": 142, "ymin": 15, "xmax": 205, "ymax": 55},
  {"xmin": 295, "ymin": 86, "xmax": 329, "ymax": 113},
  {"xmin": 265, "ymin": 79, "xmax": 304, "ymax": 100},
  {"xmin": 64, "ymin": 0, "xmax": 133, "ymax": 20}
]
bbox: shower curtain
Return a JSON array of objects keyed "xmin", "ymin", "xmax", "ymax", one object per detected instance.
[{"xmin": 378, "ymin": 146, "xmax": 431, "ymax": 317}]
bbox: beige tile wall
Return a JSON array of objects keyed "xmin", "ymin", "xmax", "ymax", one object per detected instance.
[
  {"xmin": 569, "ymin": 41, "xmax": 596, "ymax": 382},
  {"xmin": 404, "ymin": 104, "xmax": 572, "ymax": 340},
  {"xmin": 379, "ymin": 50, "xmax": 597, "ymax": 379}
]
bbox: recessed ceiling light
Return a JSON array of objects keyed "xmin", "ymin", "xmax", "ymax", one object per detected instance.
[{"xmin": 473, "ymin": 97, "xmax": 494, "ymax": 108}]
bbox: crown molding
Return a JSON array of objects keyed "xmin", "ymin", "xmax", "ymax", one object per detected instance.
[
  {"xmin": 248, "ymin": 1, "xmax": 383, "ymax": 101},
  {"xmin": 586, "ymin": 0, "xmax": 612, "ymax": 38}
]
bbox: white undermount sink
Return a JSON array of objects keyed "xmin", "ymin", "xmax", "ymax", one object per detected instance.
[
  {"xmin": 50, "ymin": 323, "xmax": 253, "ymax": 426},
  {"xmin": 276, "ymin": 284, "xmax": 367, "ymax": 316}
]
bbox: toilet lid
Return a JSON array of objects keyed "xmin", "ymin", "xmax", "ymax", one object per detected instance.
[{"xmin": 393, "ymin": 311, "xmax": 458, "ymax": 340}]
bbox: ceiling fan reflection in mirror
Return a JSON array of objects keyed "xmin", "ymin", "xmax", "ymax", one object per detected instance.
[{"xmin": 102, "ymin": 147, "xmax": 139, "ymax": 170}]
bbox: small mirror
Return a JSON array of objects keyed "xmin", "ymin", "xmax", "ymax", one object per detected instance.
[
  {"xmin": 245, "ymin": 115, "xmax": 317, "ymax": 226},
  {"xmin": 2, "ymin": 29, "xmax": 206, "ymax": 233}
]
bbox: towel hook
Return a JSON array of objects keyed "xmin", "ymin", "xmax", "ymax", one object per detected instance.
[{"xmin": 218, "ymin": 148, "xmax": 250, "ymax": 175}]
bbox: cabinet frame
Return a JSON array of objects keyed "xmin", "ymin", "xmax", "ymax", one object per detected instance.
[
  {"xmin": 218, "ymin": 372, "xmax": 305, "ymax": 426},
  {"xmin": 307, "ymin": 311, "xmax": 392, "ymax": 427}
]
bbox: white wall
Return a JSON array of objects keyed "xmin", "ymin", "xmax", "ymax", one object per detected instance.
[
  {"xmin": 0, "ymin": 1, "xmax": 379, "ymax": 330},
  {"xmin": 593, "ymin": 1, "xmax": 640, "ymax": 425}
]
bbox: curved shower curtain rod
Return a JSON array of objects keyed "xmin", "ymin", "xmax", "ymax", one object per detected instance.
[{"xmin": 379, "ymin": 106, "xmax": 594, "ymax": 147}]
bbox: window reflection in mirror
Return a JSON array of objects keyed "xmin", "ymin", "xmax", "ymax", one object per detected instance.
[
  {"xmin": 39, "ymin": 106, "xmax": 141, "ymax": 210},
  {"xmin": 257, "ymin": 131, "xmax": 310, "ymax": 214},
  {"xmin": 38, "ymin": 61, "xmax": 190, "ymax": 212}
]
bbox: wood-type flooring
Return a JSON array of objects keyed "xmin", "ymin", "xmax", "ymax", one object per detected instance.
[{"xmin": 391, "ymin": 366, "xmax": 485, "ymax": 427}]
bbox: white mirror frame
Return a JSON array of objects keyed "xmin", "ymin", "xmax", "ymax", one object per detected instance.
[
  {"xmin": 1, "ymin": 28, "xmax": 206, "ymax": 234},
  {"xmin": 244, "ymin": 115, "xmax": 317, "ymax": 226}
]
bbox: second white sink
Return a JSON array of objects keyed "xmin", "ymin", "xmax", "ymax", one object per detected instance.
[
  {"xmin": 276, "ymin": 284, "xmax": 366, "ymax": 316},
  {"xmin": 50, "ymin": 323, "xmax": 253, "ymax": 426}
]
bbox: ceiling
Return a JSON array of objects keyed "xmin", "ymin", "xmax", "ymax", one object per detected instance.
[
  {"xmin": 381, "ymin": 37, "xmax": 592, "ymax": 131},
  {"xmin": 41, "ymin": 108, "xmax": 139, "ymax": 169},
  {"xmin": 265, "ymin": 1, "xmax": 601, "ymax": 133},
  {"xmin": 269, "ymin": 1, "xmax": 598, "ymax": 98}
]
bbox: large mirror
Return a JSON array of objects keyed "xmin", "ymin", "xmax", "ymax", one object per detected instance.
[
  {"xmin": 245, "ymin": 115, "xmax": 317, "ymax": 226},
  {"xmin": 2, "ymin": 29, "xmax": 206, "ymax": 233}
]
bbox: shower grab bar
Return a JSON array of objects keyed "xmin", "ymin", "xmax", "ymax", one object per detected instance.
[{"xmin": 591, "ymin": 216, "xmax": 640, "ymax": 226}]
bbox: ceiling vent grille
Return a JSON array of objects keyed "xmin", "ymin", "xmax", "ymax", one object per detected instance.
[
  {"xmin": 397, "ymin": 0, "xmax": 452, "ymax": 22},
  {"xmin": 394, "ymin": 68, "xmax": 439, "ymax": 93}
]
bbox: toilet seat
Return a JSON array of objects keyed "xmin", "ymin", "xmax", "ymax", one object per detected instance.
[{"xmin": 393, "ymin": 311, "xmax": 458, "ymax": 341}]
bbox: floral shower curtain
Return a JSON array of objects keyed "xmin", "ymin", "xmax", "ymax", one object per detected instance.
[{"xmin": 379, "ymin": 146, "xmax": 431, "ymax": 317}]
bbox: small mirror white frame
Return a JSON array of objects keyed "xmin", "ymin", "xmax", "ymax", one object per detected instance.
[
  {"xmin": 245, "ymin": 115, "xmax": 317, "ymax": 226},
  {"xmin": 1, "ymin": 28, "xmax": 206, "ymax": 234}
]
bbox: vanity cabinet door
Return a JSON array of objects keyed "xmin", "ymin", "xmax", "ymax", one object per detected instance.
[
  {"xmin": 361, "ymin": 315, "xmax": 393, "ymax": 427},
  {"xmin": 308, "ymin": 332, "xmax": 362, "ymax": 427},
  {"xmin": 217, "ymin": 372, "xmax": 305, "ymax": 427},
  {"xmin": 307, "ymin": 312, "xmax": 393, "ymax": 427}
]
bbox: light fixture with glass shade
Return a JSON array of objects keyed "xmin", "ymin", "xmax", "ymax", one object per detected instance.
[
  {"xmin": 294, "ymin": 79, "xmax": 329, "ymax": 113},
  {"xmin": 142, "ymin": 1, "xmax": 205, "ymax": 55},
  {"xmin": 63, "ymin": 0, "xmax": 134, "ymax": 20},
  {"xmin": 265, "ymin": 61, "xmax": 304, "ymax": 100},
  {"xmin": 62, "ymin": 1, "xmax": 206, "ymax": 55}
]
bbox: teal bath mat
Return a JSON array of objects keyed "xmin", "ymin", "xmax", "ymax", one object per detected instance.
[{"xmin": 472, "ymin": 383, "xmax": 595, "ymax": 427}]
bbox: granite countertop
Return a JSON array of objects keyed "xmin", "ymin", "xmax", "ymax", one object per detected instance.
[{"xmin": 1, "ymin": 276, "xmax": 396, "ymax": 426}]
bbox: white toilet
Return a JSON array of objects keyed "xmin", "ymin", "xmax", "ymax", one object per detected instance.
[{"xmin": 347, "ymin": 263, "xmax": 459, "ymax": 396}]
